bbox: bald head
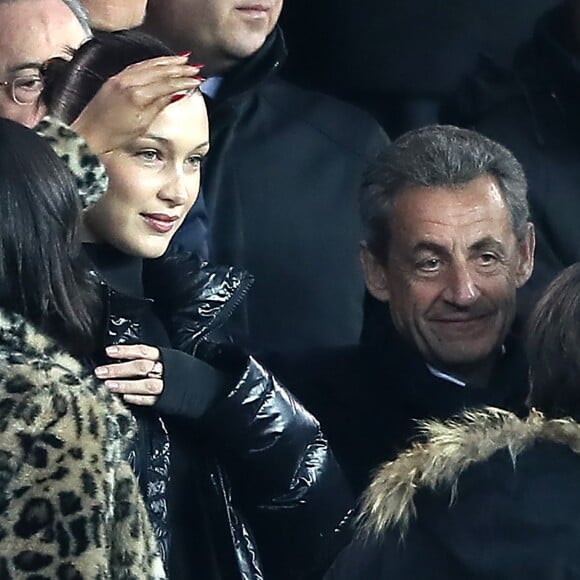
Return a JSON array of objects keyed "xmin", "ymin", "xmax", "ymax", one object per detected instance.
[{"xmin": 0, "ymin": 0, "xmax": 90, "ymax": 126}]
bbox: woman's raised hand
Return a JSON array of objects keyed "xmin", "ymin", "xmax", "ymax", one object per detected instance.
[{"xmin": 72, "ymin": 54, "xmax": 203, "ymax": 155}]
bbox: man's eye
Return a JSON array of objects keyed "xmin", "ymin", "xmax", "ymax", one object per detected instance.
[
  {"xmin": 17, "ymin": 77, "xmax": 42, "ymax": 91},
  {"xmin": 479, "ymin": 253, "xmax": 498, "ymax": 266},
  {"xmin": 417, "ymin": 258, "xmax": 440, "ymax": 272}
]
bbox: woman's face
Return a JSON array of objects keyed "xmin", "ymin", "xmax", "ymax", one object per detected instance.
[{"xmin": 85, "ymin": 92, "xmax": 209, "ymax": 258}]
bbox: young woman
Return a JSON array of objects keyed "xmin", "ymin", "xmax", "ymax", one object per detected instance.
[
  {"xmin": 325, "ymin": 264, "xmax": 580, "ymax": 580},
  {"xmin": 44, "ymin": 30, "xmax": 352, "ymax": 580},
  {"xmin": 0, "ymin": 118, "xmax": 163, "ymax": 579}
]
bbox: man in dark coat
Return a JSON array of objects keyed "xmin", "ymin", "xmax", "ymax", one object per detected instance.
[
  {"xmin": 143, "ymin": 0, "xmax": 389, "ymax": 353},
  {"xmin": 472, "ymin": 0, "xmax": 580, "ymax": 313},
  {"xmin": 272, "ymin": 126, "xmax": 535, "ymax": 496},
  {"xmin": 325, "ymin": 262, "xmax": 580, "ymax": 580}
]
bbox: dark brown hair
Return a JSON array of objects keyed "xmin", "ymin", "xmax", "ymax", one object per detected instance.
[
  {"xmin": 0, "ymin": 118, "xmax": 100, "ymax": 356},
  {"xmin": 527, "ymin": 263, "xmax": 580, "ymax": 420},
  {"xmin": 43, "ymin": 29, "xmax": 176, "ymax": 124}
]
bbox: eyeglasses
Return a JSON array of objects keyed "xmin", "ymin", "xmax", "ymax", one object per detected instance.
[{"xmin": 0, "ymin": 74, "xmax": 44, "ymax": 105}]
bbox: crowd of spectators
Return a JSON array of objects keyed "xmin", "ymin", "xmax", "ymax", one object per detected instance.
[{"xmin": 0, "ymin": 0, "xmax": 579, "ymax": 578}]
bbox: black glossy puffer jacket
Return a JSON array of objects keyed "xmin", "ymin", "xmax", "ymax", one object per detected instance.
[{"xmin": 102, "ymin": 252, "xmax": 353, "ymax": 580}]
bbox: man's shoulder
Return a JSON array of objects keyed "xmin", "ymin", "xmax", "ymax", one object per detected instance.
[
  {"xmin": 252, "ymin": 77, "xmax": 389, "ymax": 154},
  {"xmin": 267, "ymin": 341, "xmax": 428, "ymax": 405}
]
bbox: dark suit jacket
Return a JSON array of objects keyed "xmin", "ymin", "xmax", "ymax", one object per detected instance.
[{"xmin": 268, "ymin": 317, "xmax": 529, "ymax": 496}]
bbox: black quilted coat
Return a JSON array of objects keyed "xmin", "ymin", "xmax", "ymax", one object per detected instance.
[{"xmin": 98, "ymin": 252, "xmax": 353, "ymax": 580}]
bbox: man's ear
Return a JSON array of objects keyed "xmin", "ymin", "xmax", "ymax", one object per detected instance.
[
  {"xmin": 515, "ymin": 222, "xmax": 536, "ymax": 288},
  {"xmin": 360, "ymin": 243, "xmax": 391, "ymax": 302}
]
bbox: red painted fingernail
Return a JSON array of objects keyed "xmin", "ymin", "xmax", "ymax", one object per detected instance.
[
  {"xmin": 177, "ymin": 51, "xmax": 191, "ymax": 57},
  {"xmin": 193, "ymin": 76, "xmax": 206, "ymax": 82},
  {"xmin": 169, "ymin": 93, "xmax": 186, "ymax": 103}
]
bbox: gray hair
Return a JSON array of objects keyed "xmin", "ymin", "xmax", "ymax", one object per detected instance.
[
  {"xmin": 0, "ymin": 0, "xmax": 92, "ymax": 35},
  {"xmin": 361, "ymin": 125, "xmax": 530, "ymax": 262}
]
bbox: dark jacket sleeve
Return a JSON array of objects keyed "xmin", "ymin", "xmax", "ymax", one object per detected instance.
[
  {"xmin": 144, "ymin": 252, "xmax": 354, "ymax": 577},
  {"xmin": 156, "ymin": 347, "xmax": 354, "ymax": 577},
  {"xmin": 155, "ymin": 347, "xmax": 239, "ymax": 419},
  {"xmin": 200, "ymin": 355, "xmax": 354, "ymax": 579}
]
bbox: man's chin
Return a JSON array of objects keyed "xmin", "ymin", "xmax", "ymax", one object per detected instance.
[{"xmin": 425, "ymin": 342, "xmax": 500, "ymax": 374}]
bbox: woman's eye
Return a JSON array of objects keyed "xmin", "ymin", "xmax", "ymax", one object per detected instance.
[
  {"xmin": 186, "ymin": 155, "xmax": 204, "ymax": 170},
  {"xmin": 136, "ymin": 149, "xmax": 161, "ymax": 162}
]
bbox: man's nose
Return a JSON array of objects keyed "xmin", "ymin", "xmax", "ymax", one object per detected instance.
[{"xmin": 442, "ymin": 262, "xmax": 480, "ymax": 306}]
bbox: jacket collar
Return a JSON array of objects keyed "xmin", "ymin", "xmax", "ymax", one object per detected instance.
[
  {"xmin": 85, "ymin": 248, "xmax": 252, "ymax": 352},
  {"xmin": 84, "ymin": 243, "xmax": 145, "ymax": 298},
  {"xmin": 140, "ymin": 252, "xmax": 253, "ymax": 347},
  {"xmin": 213, "ymin": 25, "xmax": 287, "ymax": 102},
  {"xmin": 357, "ymin": 407, "xmax": 580, "ymax": 541}
]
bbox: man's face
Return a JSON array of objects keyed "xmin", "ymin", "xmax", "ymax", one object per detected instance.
[
  {"xmin": 362, "ymin": 175, "xmax": 535, "ymax": 376},
  {"xmin": 146, "ymin": 0, "xmax": 284, "ymax": 74},
  {"xmin": 0, "ymin": 0, "xmax": 89, "ymax": 127},
  {"xmin": 80, "ymin": 0, "xmax": 147, "ymax": 31}
]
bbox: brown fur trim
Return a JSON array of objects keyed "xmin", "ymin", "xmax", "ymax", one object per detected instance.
[{"xmin": 357, "ymin": 407, "xmax": 580, "ymax": 540}]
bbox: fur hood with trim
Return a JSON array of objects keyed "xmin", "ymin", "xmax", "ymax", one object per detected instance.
[
  {"xmin": 358, "ymin": 406, "xmax": 580, "ymax": 540},
  {"xmin": 0, "ymin": 307, "xmax": 165, "ymax": 579}
]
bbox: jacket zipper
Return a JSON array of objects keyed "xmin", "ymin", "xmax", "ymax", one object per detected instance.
[{"xmin": 196, "ymin": 271, "xmax": 254, "ymax": 342}]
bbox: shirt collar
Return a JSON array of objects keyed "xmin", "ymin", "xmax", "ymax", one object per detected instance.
[
  {"xmin": 426, "ymin": 364, "xmax": 467, "ymax": 387},
  {"xmin": 200, "ymin": 77, "xmax": 223, "ymax": 98},
  {"xmin": 425, "ymin": 345, "xmax": 506, "ymax": 388}
]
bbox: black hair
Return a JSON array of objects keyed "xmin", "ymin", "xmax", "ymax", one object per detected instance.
[
  {"xmin": 0, "ymin": 118, "xmax": 100, "ymax": 356},
  {"xmin": 361, "ymin": 125, "xmax": 530, "ymax": 263},
  {"xmin": 43, "ymin": 29, "xmax": 177, "ymax": 124},
  {"xmin": 527, "ymin": 263, "xmax": 580, "ymax": 420}
]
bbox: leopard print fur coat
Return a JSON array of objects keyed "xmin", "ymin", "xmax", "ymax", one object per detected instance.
[{"xmin": 0, "ymin": 308, "xmax": 165, "ymax": 579}]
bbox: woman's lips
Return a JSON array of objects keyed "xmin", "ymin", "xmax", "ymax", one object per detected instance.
[
  {"xmin": 236, "ymin": 4, "xmax": 271, "ymax": 18},
  {"xmin": 142, "ymin": 213, "xmax": 179, "ymax": 234}
]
